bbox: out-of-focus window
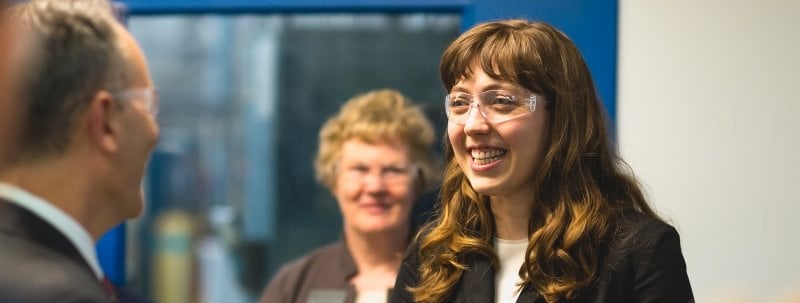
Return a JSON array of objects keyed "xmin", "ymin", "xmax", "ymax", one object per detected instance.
[{"xmin": 127, "ymin": 14, "xmax": 459, "ymax": 302}]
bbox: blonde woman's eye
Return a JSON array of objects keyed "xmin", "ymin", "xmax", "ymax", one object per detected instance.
[
  {"xmin": 348, "ymin": 165, "xmax": 369, "ymax": 173},
  {"xmin": 384, "ymin": 166, "xmax": 408, "ymax": 175}
]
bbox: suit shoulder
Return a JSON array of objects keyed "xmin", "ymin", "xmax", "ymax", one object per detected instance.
[{"xmin": 0, "ymin": 235, "xmax": 108, "ymax": 302}]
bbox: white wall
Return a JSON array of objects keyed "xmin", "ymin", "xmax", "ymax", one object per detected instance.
[{"xmin": 618, "ymin": 1, "xmax": 800, "ymax": 302}]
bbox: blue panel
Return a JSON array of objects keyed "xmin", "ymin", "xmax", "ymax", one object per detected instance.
[
  {"xmin": 96, "ymin": 224, "xmax": 126, "ymax": 286},
  {"xmin": 465, "ymin": 0, "xmax": 619, "ymax": 122},
  {"xmin": 121, "ymin": 0, "xmax": 468, "ymax": 14}
]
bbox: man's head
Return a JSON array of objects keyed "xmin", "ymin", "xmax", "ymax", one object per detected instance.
[
  {"xmin": 6, "ymin": 0, "xmax": 158, "ymax": 230},
  {"xmin": 12, "ymin": 0, "xmax": 131, "ymax": 159}
]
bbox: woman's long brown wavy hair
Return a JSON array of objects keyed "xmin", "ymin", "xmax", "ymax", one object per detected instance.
[{"xmin": 408, "ymin": 20, "xmax": 658, "ymax": 303}]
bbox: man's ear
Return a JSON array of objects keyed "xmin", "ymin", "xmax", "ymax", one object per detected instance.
[{"xmin": 86, "ymin": 90, "xmax": 121, "ymax": 154}]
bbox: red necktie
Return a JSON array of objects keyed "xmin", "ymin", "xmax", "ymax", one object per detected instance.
[{"xmin": 101, "ymin": 277, "xmax": 118, "ymax": 302}]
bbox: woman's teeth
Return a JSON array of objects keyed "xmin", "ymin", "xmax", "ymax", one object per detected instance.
[{"xmin": 471, "ymin": 149, "xmax": 506, "ymax": 165}]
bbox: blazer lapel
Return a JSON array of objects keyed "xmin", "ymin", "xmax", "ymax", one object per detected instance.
[
  {"xmin": 516, "ymin": 283, "xmax": 541, "ymax": 303},
  {"xmin": 460, "ymin": 254, "xmax": 495, "ymax": 303}
]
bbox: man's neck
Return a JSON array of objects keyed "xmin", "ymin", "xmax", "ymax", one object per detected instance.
[{"xmin": 0, "ymin": 157, "xmax": 110, "ymax": 240}]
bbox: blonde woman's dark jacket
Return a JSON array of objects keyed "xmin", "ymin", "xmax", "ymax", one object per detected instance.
[{"xmin": 260, "ymin": 239, "xmax": 395, "ymax": 303}]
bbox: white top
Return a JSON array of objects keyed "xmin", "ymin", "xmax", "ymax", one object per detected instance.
[
  {"xmin": 494, "ymin": 237, "xmax": 528, "ymax": 303},
  {"xmin": 0, "ymin": 182, "xmax": 103, "ymax": 279},
  {"xmin": 355, "ymin": 289, "xmax": 388, "ymax": 303}
]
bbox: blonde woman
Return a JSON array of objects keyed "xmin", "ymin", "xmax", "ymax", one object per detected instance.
[
  {"xmin": 391, "ymin": 20, "xmax": 693, "ymax": 303},
  {"xmin": 261, "ymin": 89, "xmax": 440, "ymax": 303}
]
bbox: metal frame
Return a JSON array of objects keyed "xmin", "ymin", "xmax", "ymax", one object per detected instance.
[{"xmin": 122, "ymin": 0, "xmax": 468, "ymax": 14}]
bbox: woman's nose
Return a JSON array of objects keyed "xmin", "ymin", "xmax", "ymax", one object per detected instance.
[
  {"xmin": 362, "ymin": 172, "xmax": 387, "ymax": 192},
  {"xmin": 463, "ymin": 104, "xmax": 490, "ymax": 135}
]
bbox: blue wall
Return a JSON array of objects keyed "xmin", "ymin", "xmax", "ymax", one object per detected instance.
[
  {"xmin": 464, "ymin": 0, "xmax": 619, "ymax": 121},
  {"xmin": 122, "ymin": 0, "xmax": 466, "ymax": 14}
]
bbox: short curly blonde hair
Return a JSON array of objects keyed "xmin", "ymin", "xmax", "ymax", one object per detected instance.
[{"xmin": 315, "ymin": 89, "xmax": 440, "ymax": 193}]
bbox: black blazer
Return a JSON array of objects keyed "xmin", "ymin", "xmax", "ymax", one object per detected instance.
[
  {"xmin": 391, "ymin": 212, "xmax": 693, "ymax": 303},
  {"xmin": 0, "ymin": 198, "xmax": 151, "ymax": 303}
]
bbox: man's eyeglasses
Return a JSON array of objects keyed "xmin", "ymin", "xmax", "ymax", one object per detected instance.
[
  {"xmin": 113, "ymin": 87, "xmax": 159, "ymax": 117},
  {"xmin": 445, "ymin": 90, "xmax": 539, "ymax": 124},
  {"xmin": 337, "ymin": 163, "xmax": 418, "ymax": 186}
]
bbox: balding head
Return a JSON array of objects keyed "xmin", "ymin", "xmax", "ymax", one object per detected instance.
[
  {"xmin": 0, "ymin": 0, "xmax": 159, "ymax": 237},
  {"xmin": 6, "ymin": 0, "xmax": 131, "ymax": 163}
]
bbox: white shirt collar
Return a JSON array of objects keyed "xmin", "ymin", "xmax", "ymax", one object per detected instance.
[{"xmin": 0, "ymin": 182, "xmax": 104, "ymax": 280}]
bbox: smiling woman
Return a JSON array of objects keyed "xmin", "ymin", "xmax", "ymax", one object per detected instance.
[
  {"xmin": 390, "ymin": 19, "xmax": 694, "ymax": 303},
  {"xmin": 260, "ymin": 89, "xmax": 440, "ymax": 303}
]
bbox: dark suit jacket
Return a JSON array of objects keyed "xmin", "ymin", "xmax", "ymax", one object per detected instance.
[
  {"xmin": 391, "ymin": 211, "xmax": 694, "ymax": 303},
  {"xmin": 0, "ymin": 198, "xmax": 115, "ymax": 303}
]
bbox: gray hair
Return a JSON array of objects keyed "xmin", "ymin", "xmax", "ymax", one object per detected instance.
[{"xmin": 10, "ymin": 0, "xmax": 130, "ymax": 160}]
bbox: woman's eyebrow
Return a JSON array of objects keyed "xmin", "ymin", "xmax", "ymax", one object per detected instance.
[
  {"xmin": 450, "ymin": 86, "xmax": 469, "ymax": 93},
  {"xmin": 450, "ymin": 83, "xmax": 517, "ymax": 93},
  {"xmin": 484, "ymin": 82, "xmax": 518, "ymax": 91}
]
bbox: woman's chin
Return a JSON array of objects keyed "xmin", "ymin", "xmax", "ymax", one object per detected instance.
[
  {"xmin": 467, "ymin": 178, "xmax": 505, "ymax": 197},
  {"xmin": 350, "ymin": 220, "xmax": 404, "ymax": 236}
]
